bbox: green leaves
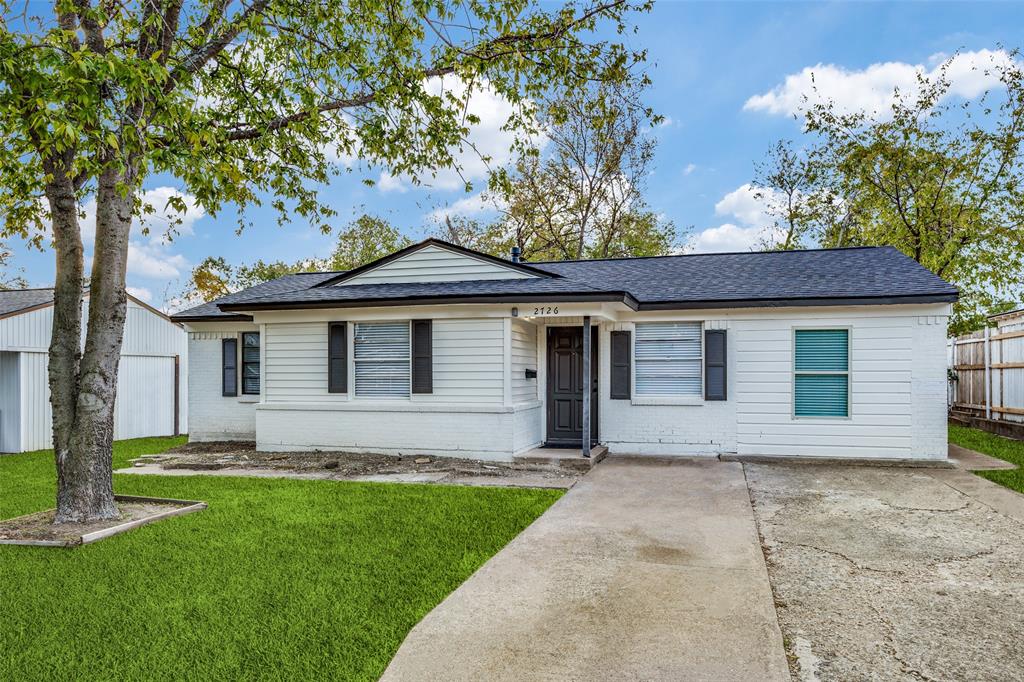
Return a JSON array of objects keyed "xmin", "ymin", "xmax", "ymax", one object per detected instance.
[
  {"xmin": 756, "ymin": 50, "xmax": 1024, "ymax": 333},
  {"xmin": 0, "ymin": 0, "xmax": 648, "ymax": 239}
]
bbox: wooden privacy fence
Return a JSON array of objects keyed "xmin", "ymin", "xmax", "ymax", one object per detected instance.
[{"xmin": 948, "ymin": 310, "xmax": 1024, "ymax": 424}]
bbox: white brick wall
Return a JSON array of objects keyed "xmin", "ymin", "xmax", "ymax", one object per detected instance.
[
  {"xmin": 256, "ymin": 403, "xmax": 518, "ymax": 460},
  {"xmin": 912, "ymin": 315, "xmax": 949, "ymax": 459},
  {"xmin": 188, "ymin": 331, "xmax": 258, "ymax": 441},
  {"xmin": 597, "ymin": 322, "xmax": 738, "ymax": 456}
]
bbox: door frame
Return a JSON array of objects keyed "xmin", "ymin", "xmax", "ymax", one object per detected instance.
[{"xmin": 543, "ymin": 325, "xmax": 599, "ymax": 447}]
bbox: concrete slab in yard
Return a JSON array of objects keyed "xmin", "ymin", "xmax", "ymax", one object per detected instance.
[
  {"xmin": 382, "ymin": 459, "xmax": 790, "ymax": 682},
  {"xmin": 746, "ymin": 463, "xmax": 1024, "ymax": 681},
  {"xmin": 948, "ymin": 443, "xmax": 1017, "ymax": 471}
]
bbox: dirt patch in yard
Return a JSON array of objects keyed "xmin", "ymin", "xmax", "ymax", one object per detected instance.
[
  {"xmin": 0, "ymin": 496, "xmax": 205, "ymax": 547},
  {"xmin": 124, "ymin": 441, "xmax": 579, "ymax": 488},
  {"xmin": 745, "ymin": 463, "xmax": 1024, "ymax": 681}
]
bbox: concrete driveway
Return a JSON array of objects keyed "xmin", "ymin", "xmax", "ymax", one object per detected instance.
[
  {"xmin": 747, "ymin": 462, "xmax": 1024, "ymax": 681},
  {"xmin": 382, "ymin": 458, "xmax": 790, "ymax": 681}
]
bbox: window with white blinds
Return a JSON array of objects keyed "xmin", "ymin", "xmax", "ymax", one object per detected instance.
[
  {"xmin": 634, "ymin": 322, "xmax": 703, "ymax": 396},
  {"xmin": 354, "ymin": 322, "xmax": 411, "ymax": 398}
]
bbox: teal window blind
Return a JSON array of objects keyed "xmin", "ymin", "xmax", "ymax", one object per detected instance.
[{"xmin": 794, "ymin": 329, "xmax": 849, "ymax": 417}]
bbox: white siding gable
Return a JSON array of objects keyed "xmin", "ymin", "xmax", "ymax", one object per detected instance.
[{"xmin": 336, "ymin": 244, "xmax": 538, "ymax": 285}]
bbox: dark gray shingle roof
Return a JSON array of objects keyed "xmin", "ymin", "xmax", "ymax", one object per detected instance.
[
  {"xmin": 0, "ymin": 288, "xmax": 57, "ymax": 317},
  {"xmin": 171, "ymin": 272, "xmax": 340, "ymax": 320},
  {"xmin": 532, "ymin": 246, "xmax": 957, "ymax": 305},
  {"xmin": 171, "ymin": 245, "xmax": 958, "ymax": 321}
]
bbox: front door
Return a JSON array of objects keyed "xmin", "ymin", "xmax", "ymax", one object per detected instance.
[{"xmin": 545, "ymin": 327, "xmax": 598, "ymax": 446}]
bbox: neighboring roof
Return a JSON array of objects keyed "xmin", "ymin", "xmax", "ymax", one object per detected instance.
[
  {"xmin": 0, "ymin": 288, "xmax": 62, "ymax": 318},
  {"xmin": 989, "ymin": 307, "xmax": 1024, "ymax": 322},
  {"xmin": 171, "ymin": 241, "xmax": 959, "ymax": 321},
  {"xmin": 313, "ymin": 238, "xmax": 558, "ymax": 287},
  {"xmin": 0, "ymin": 287, "xmax": 179, "ymax": 324}
]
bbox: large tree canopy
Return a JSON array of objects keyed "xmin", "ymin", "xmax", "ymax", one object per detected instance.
[
  {"xmin": 0, "ymin": 0, "xmax": 650, "ymax": 522},
  {"xmin": 753, "ymin": 52, "xmax": 1024, "ymax": 334}
]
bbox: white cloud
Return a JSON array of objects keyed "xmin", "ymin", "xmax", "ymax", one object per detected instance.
[
  {"xmin": 75, "ymin": 187, "xmax": 203, "ymax": 284},
  {"xmin": 745, "ymin": 49, "xmax": 1017, "ymax": 118},
  {"xmin": 79, "ymin": 187, "xmax": 205, "ymax": 245},
  {"xmin": 713, "ymin": 183, "xmax": 776, "ymax": 226},
  {"xmin": 428, "ymin": 192, "xmax": 502, "ymax": 222},
  {"xmin": 126, "ymin": 286, "xmax": 153, "ymax": 303},
  {"xmin": 689, "ymin": 223, "xmax": 766, "ymax": 253},
  {"xmin": 135, "ymin": 187, "xmax": 206, "ymax": 244},
  {"xmin": 683, "ymin": 163, "xmax": 697, "ymax": 176},
  {"xmin": 377, "ymin": 171, "xmax": 409, "ymax": 194},
  {"xmin": 127, "ymin": 242, "xmax": 189, "ymax": 279},
  {"xmin": 688, "ymin": 183, "xmax": 787, "ymax": 254}
]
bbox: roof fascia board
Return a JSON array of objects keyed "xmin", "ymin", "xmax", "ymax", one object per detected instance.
[
  {"xmin": 218, "ymin": 291, "xmax": 956, "ymax": 315},
  {"xmin": 312, "ymin": 238, "xmax": 558, "ymax": 287},
  {"xmin": 169, "ymin": 313, "xmax": 255, "ymax": 323},
  {"xmin": 636, "ymin": 293, "xmax": 959, "ymax": 310},
  {"xmin": 220, "ymin": 291, "xmax": 636, "ymax": 313}
]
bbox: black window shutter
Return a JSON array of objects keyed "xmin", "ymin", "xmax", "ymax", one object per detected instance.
[
  {"xmin": 222, "ymin": 337, "xmax": 238, "ymax": 397},
  {"xmin": 704, "ymin": 329, "xmax": 727, "ymax": 401},
  {"xmin": 328, "ymin": 322, "xmax": 347, "ymax": 393},
  {"xmin": 411, "ymin": 319, "xmax": 433, "ymax": 394},
  {"xmin": 610, "ymin": 330, "xmax": 631, "ymax": 400}
]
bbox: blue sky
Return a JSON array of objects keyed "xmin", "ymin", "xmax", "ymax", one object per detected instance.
[{"xmin": 8, "ymin": 1, "xmax": 1024, "ymax": 308}]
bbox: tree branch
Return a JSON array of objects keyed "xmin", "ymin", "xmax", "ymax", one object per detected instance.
[
  {"xmin": 222, "ymin": 66, "xmax": 455, "ymax": 140},
  {"xmin": 165, "ymin": 0, "xmax": 271, "ymax": 93}
]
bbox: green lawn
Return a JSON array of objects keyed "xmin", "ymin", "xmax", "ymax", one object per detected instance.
[
  {"xmin": 0, "ymin": 437, "xmax": 562, "ymax": 681},
  {"xmin": 949, "ymin": 424, "xmax": 1024, "ymax": 493}
]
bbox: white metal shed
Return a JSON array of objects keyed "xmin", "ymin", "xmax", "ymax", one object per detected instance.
[{"xmin": 0, "ymin": 289, "xmax": 187, "ymax": 453}]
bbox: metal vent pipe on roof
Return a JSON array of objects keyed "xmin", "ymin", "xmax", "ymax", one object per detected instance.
[{"xmin": 510, "ymin": 246, "xmax": 521, "ymax": 263}]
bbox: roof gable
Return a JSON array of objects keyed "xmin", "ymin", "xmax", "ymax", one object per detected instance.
[{"xmin": 317, "ymin": 239, "xmax": 552, "ymax": 287}]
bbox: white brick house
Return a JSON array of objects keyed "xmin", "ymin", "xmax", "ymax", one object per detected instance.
[{"xmin": 172, "ymin": 239, "xmax": 957, "ymax": 462}]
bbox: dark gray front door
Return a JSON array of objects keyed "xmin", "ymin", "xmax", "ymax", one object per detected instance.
[{"xmin": 546, "ymin": 327, "xmax": 598, "ymax": 446}]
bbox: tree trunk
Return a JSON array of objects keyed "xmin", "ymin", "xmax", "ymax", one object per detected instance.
[{"xmin": 48, "ymin": 167, "xmax": 135, "ymax": 524}]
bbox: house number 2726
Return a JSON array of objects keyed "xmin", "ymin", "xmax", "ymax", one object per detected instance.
[{"xmin": 533, "ymin": 306, "xmax": 559, "ymax": 315}]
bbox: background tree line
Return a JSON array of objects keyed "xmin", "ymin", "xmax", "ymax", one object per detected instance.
[
  {"xmin": 184, "ymin": 79, "xmax": 683, "ymax": 303},
  {"xmin": 750, "ymin": 51, "xmax": 1024, "ymax": 336},
  {"xmin": 188, "ymin": 51, "xmax": 1024, "ymax": 339}
]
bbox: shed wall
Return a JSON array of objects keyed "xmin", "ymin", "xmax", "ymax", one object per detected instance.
[{"xmin": 0, "ymin": 297, "xmax": 187, "ymax": 452}]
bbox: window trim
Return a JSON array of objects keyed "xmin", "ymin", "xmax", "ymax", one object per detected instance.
[
  {"xmin": 241, "ymin": 331, "xmax": 261, "ymax": 396},
  {"xmin": 352, "ymin": 320, "xmax": 412, "ymax": 400},
  {"xmin": 791, "ymin": 326, "xmax": 851, "ymax": 420},
  {"xmin": 632, "ymin": 321, "xmax": 705, "ymax": 400}
]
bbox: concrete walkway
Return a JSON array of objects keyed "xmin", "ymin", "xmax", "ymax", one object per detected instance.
[{"xmin": 382, "ymin": 458, "xmax": 790, "ymax": 681}]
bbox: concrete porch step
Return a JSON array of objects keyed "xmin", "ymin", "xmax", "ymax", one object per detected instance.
[{"xmin": 514, "ymin": 446, "xmax": 608, "ymax": 472}]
